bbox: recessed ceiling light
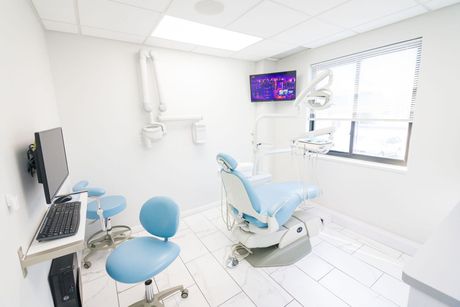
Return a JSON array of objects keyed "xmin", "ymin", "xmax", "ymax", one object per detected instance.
[
  {"xmin": 151, "ymin": 15, "xmax": 261, "ymax": 51},
  {"xmin": 194, "ymin": 0, "xmax": 225, "ymax": 15}
]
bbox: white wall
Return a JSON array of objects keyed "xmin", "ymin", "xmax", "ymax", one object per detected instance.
[
  {"xmin": 45, "ymin": 33, "xmax": 257, "ymax": 227},
  {"xmin": 0, "ymin": 0, "xmax": 62, "ymax": 306},
  {"xmin": 272, "ymin": 5, "xmax": 460, "ymax": 243}
]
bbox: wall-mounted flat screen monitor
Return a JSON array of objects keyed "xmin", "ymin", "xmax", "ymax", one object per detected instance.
[
  {"xmin": 250, "ymin": 70, "xmax": 296, "ymax": 102},
  {"xmin": 34, "ymin": 127, "xmax": 69, "ymax": 204}
]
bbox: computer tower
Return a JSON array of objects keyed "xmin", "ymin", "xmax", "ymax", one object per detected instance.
[{"xmin": 48, "ymin": 253, "xmax": 82, "ymax": 307}]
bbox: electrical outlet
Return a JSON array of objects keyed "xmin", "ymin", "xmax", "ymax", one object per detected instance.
[{"xmin": 5, "ymin": 194, "xmax": 19, "ymax": 211}]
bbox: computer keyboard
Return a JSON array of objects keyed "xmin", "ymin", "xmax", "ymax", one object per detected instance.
[{"xmin": 36, "ymin": 201, "xmax": 81, "ymax": 242}]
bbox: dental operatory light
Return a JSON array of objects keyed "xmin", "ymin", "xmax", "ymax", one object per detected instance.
[
  {"xmin": 151, "ymin": 15, "xmax": 261, "ymax": 51},
  {"xmin": 294, "ymin": 70, "xmax": 333, "ymax": 110}
]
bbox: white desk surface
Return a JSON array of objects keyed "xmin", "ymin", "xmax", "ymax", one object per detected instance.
[
  {"xmin": 402, "ymin": 202, "xmax": 460, "ymax": 305},
  {"xmin": 26, "ymin": 192, "xmax": 87, "ymax": 257}
]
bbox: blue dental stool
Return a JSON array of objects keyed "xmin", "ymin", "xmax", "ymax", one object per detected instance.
[
  {"xmin": 106, "ymin": 197, "xmax": 188, "ymax": 307},
  {"xmin": 72, "ymin": 180, "xmax": 131, "ymax": 269}
]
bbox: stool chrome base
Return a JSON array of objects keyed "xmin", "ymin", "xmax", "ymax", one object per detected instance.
[
  {"xmin": 83, "ymin": 225, "xmax": 131, "ymax": 269},
  {"xmin": 128, "ymin": 279, "xmax": 188, "ymax": 307}
]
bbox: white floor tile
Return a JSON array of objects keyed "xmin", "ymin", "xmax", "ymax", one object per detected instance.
[
  {"xmin": 271, "ymin": 266, "xmax": 348, "ymax": 307},
  {"xmin": 184, "ymin": 214, "xmax": 218, "ymax": 237},
  {"xmin": 163, "ymin": 284, "xmax": 210, "ymax": 307},
  {"xmin": 155, "ymin": 257, "xmax": 195, "ymax": 291},
  {"xmin": 295, "ymin": 253, "xmax": 334, "ymax": 281},
  {"xmin": 310, "ymin": 236, "xmax": 323, "ymax": 247},
  {"xmin": 210, "ymin": 217, "xmax": 239, "ymax": 243},
  {"xmin": 80, "ymin": 249, "xmax": 110, "ymax": 284},
  {"xmin": 285, "ymin": 300, "xmax": 303, "ymax": 307},
  {"xmin": 372, "ymin": 274, "xmax": 410, "ymax": 306},
  {"xmin": 320, "ymin": 227, "xmax": 363, "ymax": 253},
  {"xmin": 116, "ymin": 280, "xmax": 142, "ymax": 293},
  {"xmin": 202, "ymin": 207, "xmax": 221, "ymax": 221},
  {"xmin": 314, "ymin": 242, "xmax": 382, "ymax": 287},
  {"xmin": 354, "ymin": 245, "xmax": 405, "ymax": 280},
  {"xmin": 200, "ymin": 230, "xmax": 234, "ymax": 252},
  {"xmin": 342, "ymin": 229, "xmax": 402, "ymax": 259},
  {"xmin": 82, "ymin": 276, "xmax": 119, "ymax": 307},
  {"xmin": 213, "ymin": 249, "xmax": 292, "ymax": 307},
  {"xmin": 172, "ymin": 229, "xmax": 209, "ymax": 263},
  {"xmin": 186, "ymin": 253, "xmax": 240, "ymax": 306},
  {"xmin": 118, "ymin": 282, "xmax": 151, "ymax": 307},
  {"xmin": 219, "ymin": 292, "xmax": 256, "ymax": 307},
  {"xmin": 320, "ymin": 269, "xmax": 389, "ymax": 307}
]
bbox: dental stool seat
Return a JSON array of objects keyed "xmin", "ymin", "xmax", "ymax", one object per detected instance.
[
  {"xmin": 106, "ymin": 196, "xmax": 188, "ymax": 307},
  {"xmin": 72, "ymin": 180, "xmax": 131, "ymax": 269},
  {"xmin": 106, "ymin": 237, "xmax": 179, "ymax": 284},
  {"xmin": 87, "ymin": 195, "xmax": 126, "ymax": 220}
]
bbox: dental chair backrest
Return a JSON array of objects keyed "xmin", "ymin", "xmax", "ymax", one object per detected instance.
[{"xmin": 217, "ymin": 153, "xmax": 268, "ymax": 224}]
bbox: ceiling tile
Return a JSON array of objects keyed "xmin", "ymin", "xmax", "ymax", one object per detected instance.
[
  {"xmin": 79, "ymin": 0, "xmax": 162, "ymax": 36},
  {"xmin": 272, "ymin": 18, "xmax": 344, "ymax": 45},
  {"xmin": 318, "ymin": 0, "xmax": 418, "ymax": 28},
  {"xmin": 166, "ymin": 0, "xmax": 261, "ymax": 27},
  {"xmin": 109, "ymin": 0, "xmax": 172, "ymax": 12},
  {"xmin": 32, "ymin": 0, "xmax": 76, "ymax": 23},
  {"xmin": 227, "ymin": 1, "xmax": 309, "ymax": 38},
  {"xmin": 145, "ymin": 37, "xmax": 197, "ymax": 51},
  {"xmin": 353, "ymin": 5, "xmax": 427, "ymax": 33},
  {"xmin": 42, "ymin": 20, "xmax": 79, "ymax": 33},
  {"xmin": 192, "ymin": 46, "xmax": 235, "ymax": 58},
  {"xmin": 271, "ymin": 0, "xmax": 349, "ymax": 16},
  {"xmin": 303, "ymin": 30, "xmax": 356, "ymax": 48},
  {"xmin": 232, "ymin": 39, "xmax": 297, "ymax": 61},
  {"xmin": 81, "ymin": 26, "xmax": 146, "ymax": 43},
  {"xmin": 423, "ymin": 0, "xmax": 460, "ymax": 10}
]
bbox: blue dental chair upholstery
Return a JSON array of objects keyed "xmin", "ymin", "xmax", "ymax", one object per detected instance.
[
  {"xmin": 106, "ymin": 197, "xmax": 188, "ymax": 307},
  {"xmin": 72, "ymin": 180, "xmax": 131, "ymax": 269},
  {"xmin": 217, "ymin": 153, "xmax": 319, "ymax": 232}
]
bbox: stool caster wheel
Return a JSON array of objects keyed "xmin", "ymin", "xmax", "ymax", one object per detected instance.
[
  {"xmin": 181, "ymin": 289, "xmax": 189, "ymax": 299},
  {"xmin": 83, "ymin": 261, "xmax": 91, "ymax": 269}
]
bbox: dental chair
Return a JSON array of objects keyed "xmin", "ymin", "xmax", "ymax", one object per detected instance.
[
  {"xmin": 72, "ymin": 180, "xmax": 131, "ymax": 269},
  {"xmin": 217, "ymin": 153, "xmax": 322, "ymax": 267}
]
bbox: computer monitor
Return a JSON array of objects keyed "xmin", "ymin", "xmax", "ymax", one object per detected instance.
[{"xmin": 34, "ymin": 127, "xmax": 69, "ymax": 204}]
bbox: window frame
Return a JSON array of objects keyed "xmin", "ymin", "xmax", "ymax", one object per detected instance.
[{"xmin": 309, "ymin": 38, "xmax": 422, "ymax": 166}]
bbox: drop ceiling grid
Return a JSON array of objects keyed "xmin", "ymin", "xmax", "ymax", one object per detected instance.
[{"xmin": 31, "ymin": 0, "xmax": 459, "ymax": 61}]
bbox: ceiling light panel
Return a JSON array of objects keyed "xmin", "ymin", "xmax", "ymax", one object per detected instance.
[{"xmin": 151, "ymin": 15, "xmax": 261, "ymax": 51}]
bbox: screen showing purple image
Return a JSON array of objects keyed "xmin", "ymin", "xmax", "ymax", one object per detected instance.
[{"xmin": 250, "ymin": 71, "xmax": 296, "ymax": 102}]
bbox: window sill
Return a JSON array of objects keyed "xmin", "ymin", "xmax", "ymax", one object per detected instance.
[{"xmin": 317, "ymin": 154, "xmax": 408, "ymax": 174}]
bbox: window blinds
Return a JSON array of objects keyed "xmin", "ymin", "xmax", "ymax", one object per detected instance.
[{"xmin": 311, "ymin": 38, "xmax": 422, "ymax": 123}]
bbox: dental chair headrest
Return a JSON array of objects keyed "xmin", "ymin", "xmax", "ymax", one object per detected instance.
[{"xmin": 216, "ymin": 153, "xmax": 238, "ymax": 171}]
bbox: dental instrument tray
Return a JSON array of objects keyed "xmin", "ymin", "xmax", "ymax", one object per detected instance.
[{"xmin": 292, "ymin": 137, "xmax": 333, "ymax": 154}]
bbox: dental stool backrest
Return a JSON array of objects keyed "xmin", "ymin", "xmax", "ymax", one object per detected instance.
[{"xmin": 216, "ymin": 153, "xmax": 262, "ymax": 220}]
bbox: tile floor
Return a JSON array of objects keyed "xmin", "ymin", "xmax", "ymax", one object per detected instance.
[{"xmin": 81, "ymin": 207, "xmax": 412, "ymax": 307}]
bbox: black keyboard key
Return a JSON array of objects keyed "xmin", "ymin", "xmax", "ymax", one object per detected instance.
[{"xmin": 36, "ymin": 201, "xmax": 81, "ymax": 242}]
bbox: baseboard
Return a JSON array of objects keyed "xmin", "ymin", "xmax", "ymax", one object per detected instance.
[{"xmin": 307, "ymin": 202, "xmax": 421, "ymax": 256}]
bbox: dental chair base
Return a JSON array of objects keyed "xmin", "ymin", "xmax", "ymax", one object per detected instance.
[
  {"xmin": 229, "ymin": 211, "xmax": 322, "ymax": 268},
  {"xmin": 83, "ymin": 224, "xmax": 131, "ymax": 269}
]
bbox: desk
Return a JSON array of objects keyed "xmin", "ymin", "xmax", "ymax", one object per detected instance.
[
  {"xmin": 402, "ymin": 202, "xmax": 460, "ymax": 306},
  {"xmin": 18, "ymin": 192, "xmax": 88, "ymax": 277}
]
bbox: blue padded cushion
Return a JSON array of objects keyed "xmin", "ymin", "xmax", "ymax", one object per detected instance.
[
  {"xmin": 140, "ymin": 196, "xmax": 179, "ymax": 239},
  {"xmin": 72, "ymin": 180, "xmax": 105, "ymax": 197},
  {"xmin": 72, "ymin": 180, "xmax": 88, "ymax": 191},
  {"xmin": 87, "ymin": 195, "xmax": 126, "ymax": 220},
  {"xmin": 106, "ymin": 236, "xmax": 180, "ymax": 284},
  {"xmin": 216, "ymin": 153, "xmax": 238, "ymax": 171},
  {"xmin": 233, "ymin": 182, "xmax": 319, "ymax": 228}
]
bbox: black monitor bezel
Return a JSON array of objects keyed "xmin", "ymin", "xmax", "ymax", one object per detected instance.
[
  {"xmin": 34, "ymin": 127, "xmax": 69, "ymax": 204},
  {"xmin": 249, "ymin": 70, "xmax": 297, "ymax": 102}
]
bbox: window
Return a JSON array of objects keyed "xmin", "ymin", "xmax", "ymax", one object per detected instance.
[{"xmin": 310, "ymin": 38, "xmax": 422, "ymax": 166}]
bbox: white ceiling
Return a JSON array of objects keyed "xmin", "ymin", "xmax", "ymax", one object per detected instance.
[{"xmin": 32, "ymin": 0, "xmax": 459, "ymax": 61}]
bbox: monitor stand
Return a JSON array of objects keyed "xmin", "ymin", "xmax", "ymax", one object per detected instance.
[{"xmin": 54, "ymin": 195, "xmax": 72, "ymax": 204}]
